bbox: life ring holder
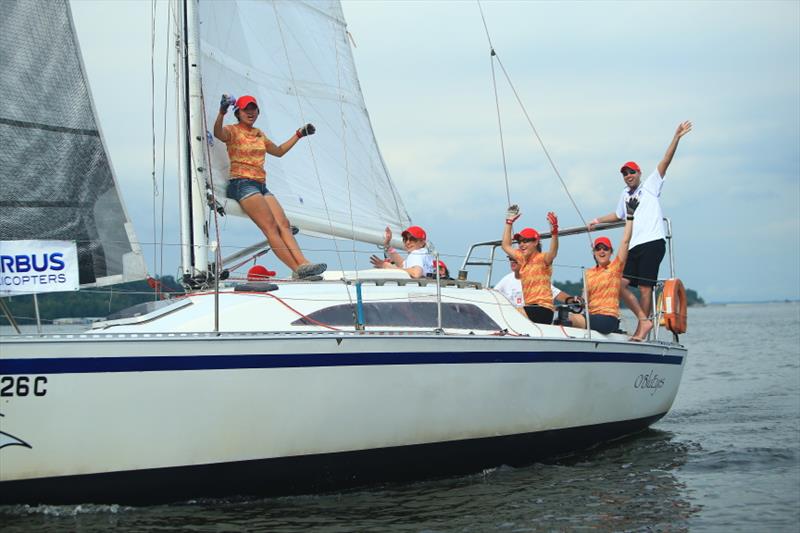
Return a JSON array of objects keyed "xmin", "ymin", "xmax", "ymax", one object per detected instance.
[{"xmin": 660, "ymin": 278, "xmax": 687, "ymax": 334}]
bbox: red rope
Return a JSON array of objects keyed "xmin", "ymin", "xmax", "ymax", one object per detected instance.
[{"xmin": 189, "ymin": 290, "xmax": 341, "ymax": 331}]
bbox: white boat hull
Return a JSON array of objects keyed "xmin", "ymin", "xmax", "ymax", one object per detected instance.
[{"xmin": 0, "ymin": 332, "xmax": 685, "ymax": 504}]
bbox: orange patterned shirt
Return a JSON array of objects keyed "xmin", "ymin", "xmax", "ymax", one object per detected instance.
[
  {"xmin": 585, "ymin": 256, "xmax": 624, "ymax": 317},
  {"xmin": 224, "ymin": 124, "xmax": 269, "ymax": 181},
  {"xmin": 512, "ymin": 250, "xmax": 554, "ymax": 310}
]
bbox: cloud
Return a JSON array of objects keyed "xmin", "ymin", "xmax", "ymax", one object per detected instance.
[{"xmin": 68, "ymin": 0, "xmax": 799, "ymax": 301}]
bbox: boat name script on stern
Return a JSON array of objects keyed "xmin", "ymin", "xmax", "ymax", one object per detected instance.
[{"xmin": 634, "ymin": 370, "xmax": 665, "ymax": 396}]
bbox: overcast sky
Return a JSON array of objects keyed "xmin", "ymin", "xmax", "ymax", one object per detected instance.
[{"xmin": 70, "ymin": 0, "xmax": 799, "ymax": 303}]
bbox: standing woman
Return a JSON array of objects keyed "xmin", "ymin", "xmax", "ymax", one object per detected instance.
[
  {"xmin": 570, "ymin": 198, "xmax": 651, "ymax": 339},
  {"xmin": 214, "ymin": 94, "xmax": 326, "ymax": 279},
  {"xmin": 501, "ymin": 206, "xmax": 559, "ymax": 324}
]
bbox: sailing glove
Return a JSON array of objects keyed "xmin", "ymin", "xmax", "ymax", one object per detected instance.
[
  {"xmin": 547, "ymin": 211, "xmax": 558, "ymax": 235},
  {"xmin": 296, "ymin": 123, "xmax": 316, "ymax": 138},
  {"xmin": 220, "ymin": 93, "xmax": 236, "ymax": 113},
  {"xmin": 505, "ymin": 204, "xmax": 520, "ymax": 225},
  {"xmin": 626, "ymin": 197, "xmax": 639, "ymax": 218}
]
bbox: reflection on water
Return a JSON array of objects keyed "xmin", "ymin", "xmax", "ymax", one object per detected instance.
[{"xmin": 1, "ymin": 430, "xmax": 698, "ymax": 533}]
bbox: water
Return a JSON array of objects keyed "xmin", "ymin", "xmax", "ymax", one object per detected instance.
[{"xmin": 2, "ymin": 303, "xmax": 798, "ymax": 531}]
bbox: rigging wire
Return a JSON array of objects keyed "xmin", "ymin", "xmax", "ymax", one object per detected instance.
[
  {"xmin": 477, "ymin": 1, "xmax": 511, "ymax": 208},
  {"xmin": 150, "ymin": 0, "xmax": 159, "ymax": 298},
  {"xmin": 476, "ymin": 0, "xmax": 593, "ymax": 247},
  {"xmin": 148, "ymin": 0, "xmax": 173, "ymax": 293},
  {"xmin": 197, "ymin": 88, "xmax": 224, "ymax": 282},
  {"xmin": 159, "ymin": 4, "xmax": 172, "ymax": 281}
]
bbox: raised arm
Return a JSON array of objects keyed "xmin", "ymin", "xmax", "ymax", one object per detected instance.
[
  {"xmin": 213, "ymin": 94, "xmax": 233, "ymax": 143},
  {"xmin": 382, "ymin": 226, "xmax": 404, "ymax": 267},
  {"xmin": 657, "ymin": 120, "xmax": 693, "ymax": 177},
  {"xmin": 616, "ymin": 198, "xmax": 638, "ymax": 265},
  {"xmin": 501, "ymin": 205, "xmax": 520, "ymax": 257},
  {"xmin": 543, "ymin": 212, "xmax": 559, "ymax": 266},
  {"xmin": 266, "ymin": 123, "xmax": 316, "ymax": 157}
]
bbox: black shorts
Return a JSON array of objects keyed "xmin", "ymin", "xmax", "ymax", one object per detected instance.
[
  {"xmin": 589, "ymin": 314, "xmax": 620, "ymax": 334},
  {"xmin": 623, "ymin": 239, "xmax": 665, "ymax": 288},
  {"xmin": 524, "ymin": 305, "xmax": 554, "ymax": 324}
]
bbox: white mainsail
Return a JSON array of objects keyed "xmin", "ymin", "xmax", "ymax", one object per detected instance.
[
  {"xmin": 0, "ymin": 0, "xmax": 147, "ymax": 287},
  {"xmin": 197, "ymin": 0, "xmax": 412, "ymax": 246}
]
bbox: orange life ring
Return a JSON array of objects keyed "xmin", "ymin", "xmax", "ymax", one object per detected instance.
[{"xmin": 661, "ymin": 278, "xmax": 688, "ymax": 334}]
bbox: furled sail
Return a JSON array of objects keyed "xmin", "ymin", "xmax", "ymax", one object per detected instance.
[
  {"xmin": 0, "ymin": 0, "xmax": 147, "ymax": 287},
  {"xmin": 198, "ymin": 0, "xmax": 412, "ymax": 245}
]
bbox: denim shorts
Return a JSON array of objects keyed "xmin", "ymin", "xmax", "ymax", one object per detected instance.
[{"xmin": 227, "ymin": 178, "xmax": 273, "ymax": 202}]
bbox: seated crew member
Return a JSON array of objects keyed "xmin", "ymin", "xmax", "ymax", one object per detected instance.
[
  {"xmin": 432, "ymin": 260, "xmax": 452, "ymax": 280},
  {"xmin": 501, "ymin": 206, "xmax": 559, "ymax": 324},
  {"xmin": 369, "ymin": 225, "xmax": 434, "ymax": 279},
  {"xmin": 571, "ymin": 198, "xmax": 646, "ymax": 338},
  {"xmin": 213, "ymin": 93, "xmax": 326, "ymax": 279},
  {"xmin": 494, "ymin": 255, "xmax": 581, "ymax": 316}
]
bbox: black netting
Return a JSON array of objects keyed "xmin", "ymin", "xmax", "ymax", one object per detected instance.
[{"xmin": 0, "ymin": 0, "xmax": 145, "ymax": 286}]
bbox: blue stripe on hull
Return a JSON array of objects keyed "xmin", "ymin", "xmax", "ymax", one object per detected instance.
[
  {"xmin": 0, "ymin": 412, "xmax": 667, "ymax": 505},
  {"xmin": 0, "ymin": 351, "xmax": 683, "ymax": 375}
]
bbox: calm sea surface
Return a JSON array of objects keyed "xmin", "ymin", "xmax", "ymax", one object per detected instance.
[{"xmin": 2, "ymin": 302, "xmax": 799, "ymax": 532}]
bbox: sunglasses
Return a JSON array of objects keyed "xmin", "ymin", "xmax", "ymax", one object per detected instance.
[
  {"xmin": 621, "ymin": 168, "xmax": 639, "ymax": 177},
  {"xmin": 594, "ymin": 244, "xmax": 611, "ymax": 252},
  {"xmin": 517, "ymin": 238, "xmax": 538, "ymax": 243}
]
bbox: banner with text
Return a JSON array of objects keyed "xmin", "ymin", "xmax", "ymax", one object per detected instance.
[{"xmin": 0, "ymin": 240, "xmax": 80, "ymax": 296}]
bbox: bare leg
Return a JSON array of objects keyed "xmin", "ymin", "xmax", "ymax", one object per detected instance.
[
  {"xmin": 239, "ymin": 194, "xmax": 301, "ymax": 271},
  {"xmin": 632, "ymin": 284, "xmax": 655, "ymax": 341},
  {"xmin": 569, "ymin": 313, "xmax": 586, "ymax": 329},
  {"xmin": 264, "ymin": 195, "xmax": 310, "ymax": 267},
  {"xmin": 621, "ymin": 278, "xmax": 652, "ymax": 341},
  {"xmin": 639, "ymin": 285, "xmax": 654, "ymax": 318}
]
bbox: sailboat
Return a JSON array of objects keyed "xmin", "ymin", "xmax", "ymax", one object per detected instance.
[{"xmin": 0, "ymin": 0, "xmax": 688, "ymax": 505}]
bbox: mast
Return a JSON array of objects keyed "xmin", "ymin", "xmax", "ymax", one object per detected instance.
[{"xmin": 176, "ymin": 0, "xmax": 210, "ymax": 285}]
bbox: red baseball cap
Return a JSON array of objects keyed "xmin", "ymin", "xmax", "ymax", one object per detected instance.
[
  {"xmin": 513, "ymin": 228, "xmax": 540, "ymax": 241},
  {"xmin": 247, "ymin": 264, "xmax": 275, "ymax": 280},
  {"xmin": 402, "ymin": 225, "xmax": 426, "ymax": 240},
  {"xmin": 620, "ymin": 161, "xmax": 640, "ymax": 172},
  {"xmin": 593, "ymin": 236, "xmax": 613, "ymax": 249},
  {"xmin": 433, "ymin": 260, "xmax": 448, "ymax": 270},
  {"xmin": 235, "ymin": 95, "xmax": 259, "ymax": 111}
]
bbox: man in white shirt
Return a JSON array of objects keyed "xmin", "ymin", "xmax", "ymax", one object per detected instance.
[
  {"xmin": 493, "ymin": 255, "xmax": 579, "ymax": 316},
  {"xmin": 589, "ymin": 121, "xmax": 692, "ymax": 340}
]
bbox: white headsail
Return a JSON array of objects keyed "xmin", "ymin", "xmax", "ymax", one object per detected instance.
[
  {"xmin": 0, "ymin": 0, "xmax": 147, "ymax": 287},
  {"xmin": 197, "ymin": 0, "xmax": 412, "ymax": 246}
]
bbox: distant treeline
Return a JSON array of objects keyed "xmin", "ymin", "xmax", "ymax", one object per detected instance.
[
  {"xmin": 1, "ymin": 276, "xmax": 704, "ymax": 324},
  {"xmin": 553, "ymin": 280, "xmax": 705, "ymax": 307},
  {"xmin": 0, "ymin": 276, "xmax": 184, "ymax": 325}
]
